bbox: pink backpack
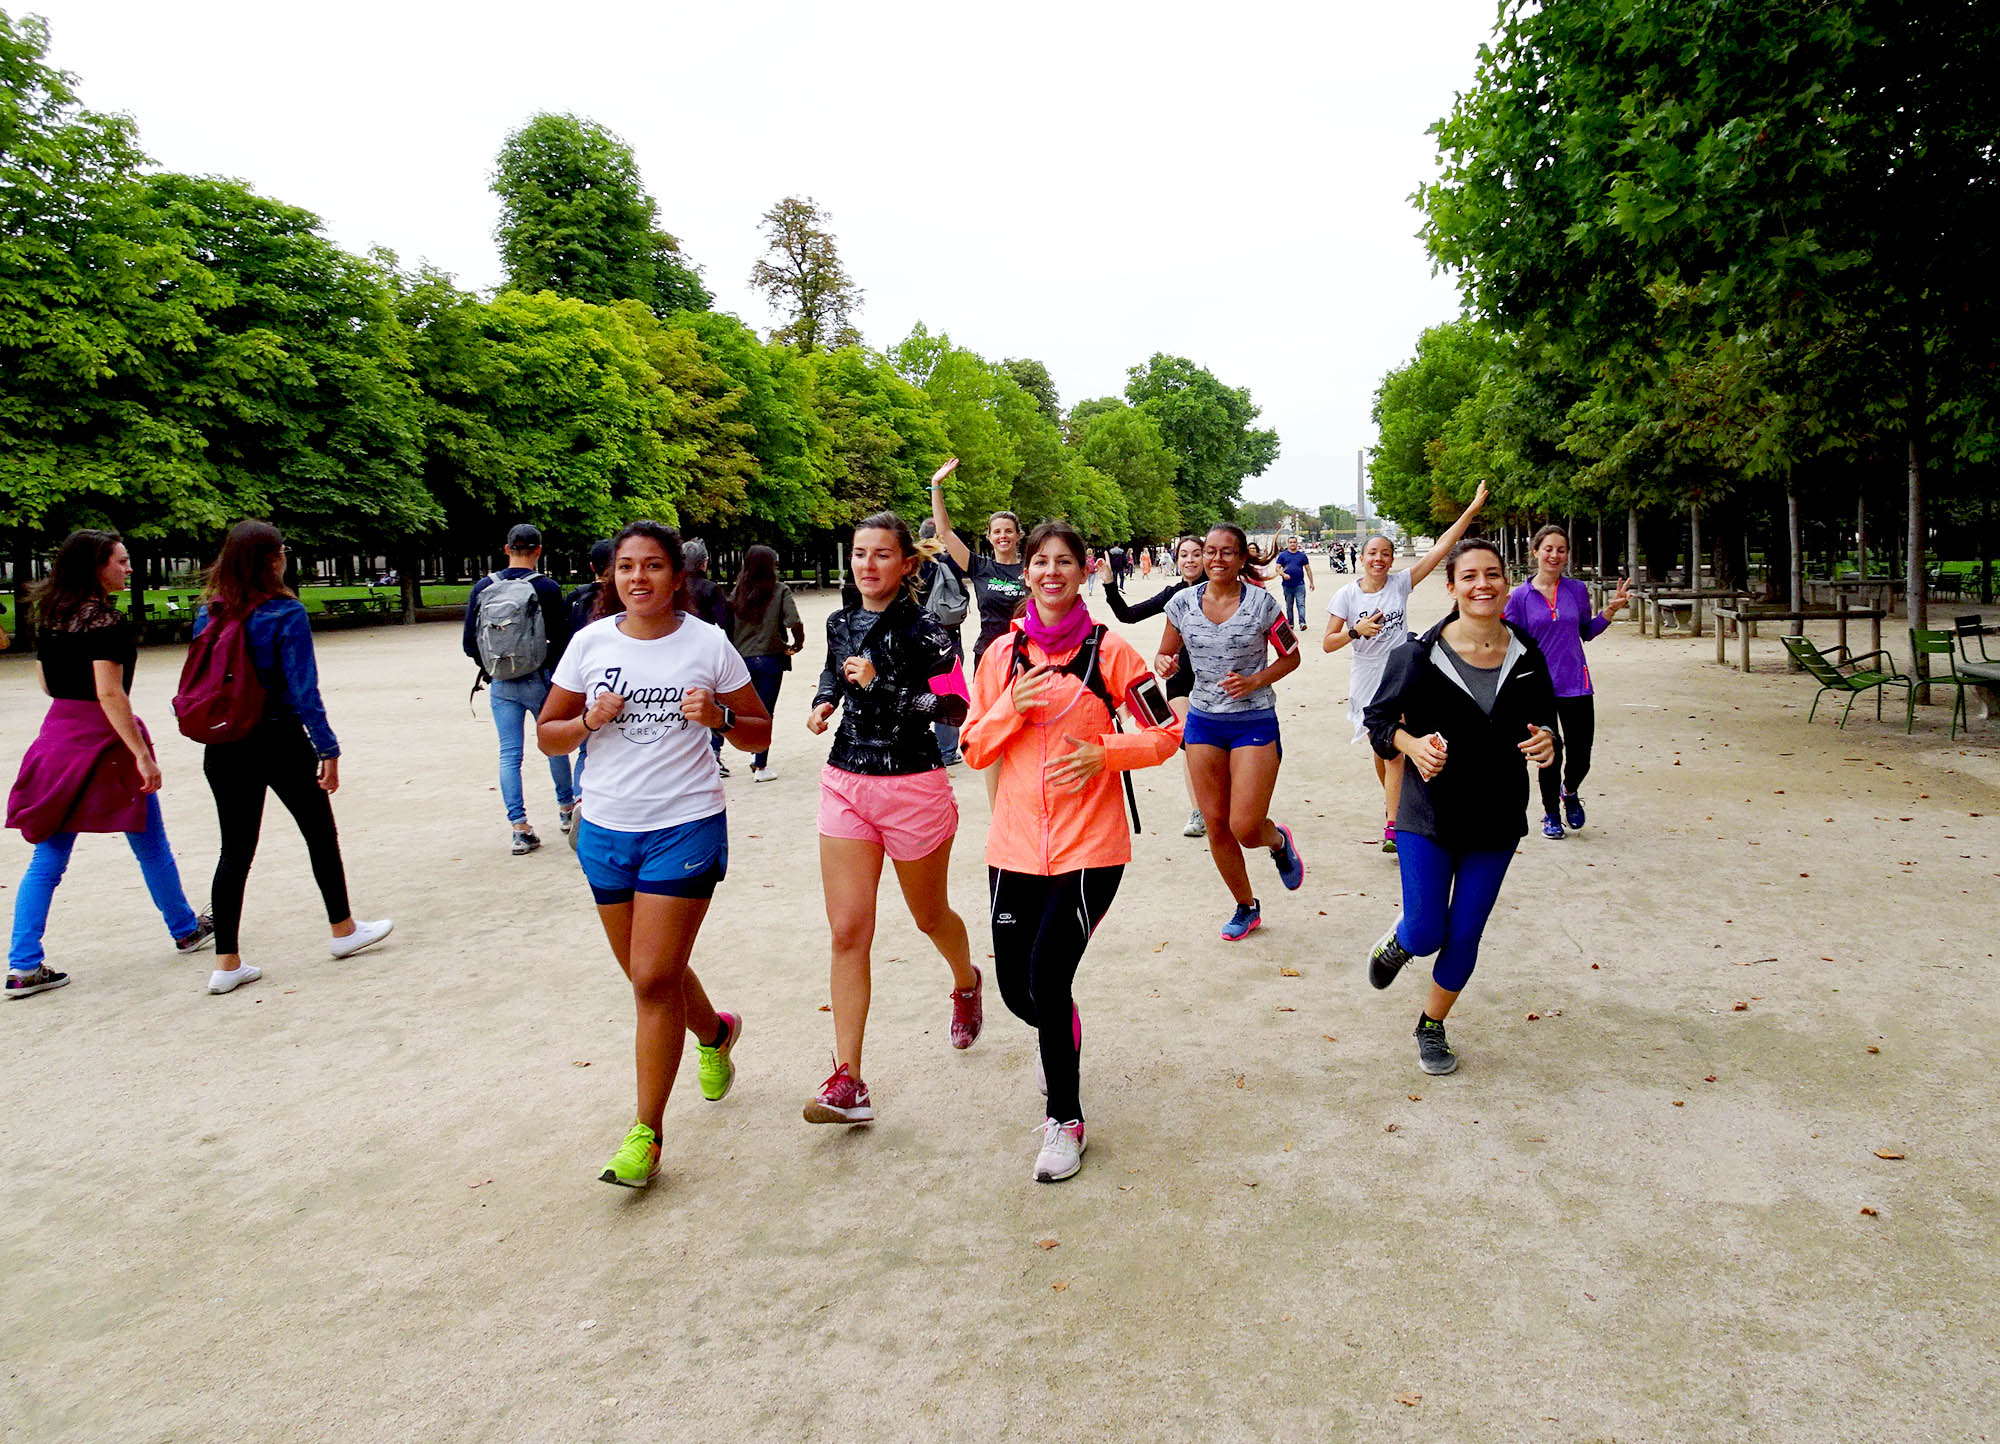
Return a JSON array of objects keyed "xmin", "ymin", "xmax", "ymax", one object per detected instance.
[{"xmin": 173, "ymin": 616, "xmax": 268, "ymax": 744}]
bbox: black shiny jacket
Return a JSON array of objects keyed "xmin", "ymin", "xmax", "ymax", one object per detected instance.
[{"xmin": 814, "ymin": 595, "xmax": 968, "ymax": 776}]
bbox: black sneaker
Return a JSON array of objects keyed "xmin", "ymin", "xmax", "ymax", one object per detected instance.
[
  {"xmin": 6, "ymin": 966, "xmax": 70, "ymax": 999},
  {"xmin": 511, "ymin": 827, "xmax": 541, "ymax": 856},
  {"xmin": 1563, "ymin": 792, "xmax": 1586, "ymax": 830},
  {"xmin": 175, "ymin": 914, "xmax": 216, "ymax": 953},
  {"xmin": 1414, "ymin": 1015, "xmax": 1459, "ymax": 1075},
  {"xmin": 1368, "ymin": 923, "xmax": 1413, "ymax": 990}
]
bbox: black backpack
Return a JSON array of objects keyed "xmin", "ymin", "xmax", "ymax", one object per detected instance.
[{"xmin": 1008, "ymin": 624, "xmax": 1141, "ymax": 834}]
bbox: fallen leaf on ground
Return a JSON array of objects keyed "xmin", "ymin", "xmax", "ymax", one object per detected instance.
[
  {"xmin": 1051, "ymin": 1281, "xmax": 1068, "ymax": 1292},
  {"xmin": 1866, "ymin": 1045, "xmax": 1880, "ymax": 1054},
  {"xmin": 1153, "ymin": 941, "xmax": 1167, "ymax": 952},
  {"xmin": 1322, "ymin": 1035, "xmax": 1337, "ymax": 1043},
  {"xmin": 818, "ymin": 1004, "xmax": 831, "ymax": 1012},
  {"xmin": 1235, "ymin": 1074, "xmax": 1246, "ymax": 1089},
  {"xmin": 1526, "ymin": 1012, "xmax": 1541, "ymax": 1021},
  {"xmin": 1394, "ymin": 1392, "xmax": 1421, "ymax": 1407},
  {"xmin": 1384, "ymin": 1123, "xmax": 1399, "ymax": 1133},
  {"xmin": 1704, "ymin": 1075, "xmax": 1718, "ymax": 1083},
  {"xmin": 1036, "ymin": 1238, "xmax": 1059, "ymax": 1250},
  {"xmin": 571, "ymin": 1060, "xmax": 591, "ymax": 1067},
  {"xmin": 1275, "ymin": 1005, "xmax": 1296, "ymax": 1012},
  {"xmin": 1733, "ymin": 1001, "xmax": 1749, "ymax": 1011},
  {"xmin": 1673, "ymin": 1101, "xmax": 1685, "ymax": 1107},
  {"xmin": 1408, "ymin": 1094, "xmax": 1422, "ymax": 1102},
  {"xmin": 1874, "ymin": 1149, "xmax": 1906, "ymax": 1160},
  {"xmin": 1280, "ymin": 967, "xmax": 1300, "ymax": 978},
  {"xmin": 468, "ymin": 1178, "xmax": 492, "ymax": 1188},
  {"xmin": 1860, "ymin": 1206, "xmax": 1879, "ymax": 1216}
]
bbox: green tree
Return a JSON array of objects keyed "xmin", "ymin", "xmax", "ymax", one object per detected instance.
[
  {"xmin": 1004, "ymin": 357, "xmax": 1060, "ymax": 426},
  {"xmin": 492, "ymin": 113, "xmax": 709, "ymax": 315},
  {"xmin": 1368, "ymin": 320, "xmax": 1497, "ymax": 532},
  {"xmin": 1123, "ymin": 354, "xmax": 1279, "ymax": 527},
  {"xmin": 1069, "ymin": 399, "xmax": 1179, "ymax": 540},
  {"xmin": 671, "ymin": 311, "xmax": 834, "ymax": 536},
  {"xmin": 750, "ymin": 196, "xmax": 862, "ymax": 353},
  {"xmin": 614, "ymin": 302, "xmax": 757, "ymax": 529},
  {"xmin": 804, "ymin": 347, "xmax": 946, "ymax": 524}
]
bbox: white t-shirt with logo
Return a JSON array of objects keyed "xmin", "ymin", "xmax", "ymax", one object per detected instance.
[
  {"xmin": 1328, "ymin": 568, "xmax": 1416, "ymax": 739},
  {"xmin": 552, "ymin": 614, "xmax": 750, "ymax": 833}
]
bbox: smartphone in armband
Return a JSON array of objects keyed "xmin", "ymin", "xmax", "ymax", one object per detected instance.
[
  {"xmin": 1268, "ymin": 616, "xmax": 1299, "ymax": 657},
  {"xmin": 1126, "ymin": 676, "xmax": 1173, "ymax": 728}
]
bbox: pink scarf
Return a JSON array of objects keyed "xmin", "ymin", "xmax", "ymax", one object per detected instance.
[{"xmin": 1022, "ymin": 597, "xmax": 1094, "ymax": 657}]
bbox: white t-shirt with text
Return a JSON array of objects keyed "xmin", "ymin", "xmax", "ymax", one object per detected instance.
[{"xmin": 552, "ymin": 614, "xmax": 750, "ymax": 833}]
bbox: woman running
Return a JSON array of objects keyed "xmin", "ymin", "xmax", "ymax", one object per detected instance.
[
  {"xmin": 961, "ymin": 520, "xmax": 1181, "ymax": 1182},
  {"xmin": 804, "ymin": 512, "xmax": 980, "ymax": 1126},
  {"xmin": 193, "ymin": 521, "xmax": 392, "ymax": 995},
  {"xmin": 929, "ymin": 457, "xmax": 1027, "ymax": 804},
  {"xmin": 1364, "ymin": 537, "xmax": 1557, "ymax": 1076},
  {"xmin": 1323, "ymin": 482, "xmax": 1487, "ymax": 853},
  {"xmin": 540, "ymin": 520, "xmax": 771, "ymax": 1188},
  {"xmin": 1505, "ymin": 524, "xmax": 1630, "ymax": 839},
  {"xmin": 1103, "ymin": 534, "xmax": 1206, "ymax": 837},
  {"xmin": 6, "ymin": 530, "xmax": 213, "ymax": 998},
  {"xmin": 728, "ymin": 544, "xmax": 805, "ymax": 783},
  {"xmin": 1156, "ymin": 524, "xmax": 1306, "ymax": 942}
]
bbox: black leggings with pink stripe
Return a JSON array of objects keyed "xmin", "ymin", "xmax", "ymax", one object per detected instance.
[{"xmin": 989, "ymin": 865, "xmax": 1123, "ymax": 1124}]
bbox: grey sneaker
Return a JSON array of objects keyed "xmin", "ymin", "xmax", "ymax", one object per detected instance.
[
  {"xmin": 1183, "ymin": 809, "xmax": 1207, "ymax": 838},
  {"xmin": 1368, "ymin": 922, "xmax": 1413, "ymax": 990},
  {"xmin": 1414, "ymin": 1015, "xmax": 1459, "ymax": 1075},
  {"xmin": 511, "ymin": 826, "xmax": 541, "ymax": 856}
]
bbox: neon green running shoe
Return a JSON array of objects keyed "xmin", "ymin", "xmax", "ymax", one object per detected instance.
[
  {"xmin": 697, "ymin": 1012, "xmax": 741, "ymax": 1102},
  {"xmin": 599, "ymin": 1122, "xmax": 661, "ymax": 1189}
]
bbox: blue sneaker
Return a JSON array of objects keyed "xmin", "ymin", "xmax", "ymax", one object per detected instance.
[
  {"xmin": 1563, "ymin": 792, "xmax": 1586, "ymax": 830},
  {"xmin": 1220, "ymin": 900, "xmax": 1262, "ymax": 942},
  {"xmin": 1271, "ymin": 824, "xmax": 1305, "ymax": 892},
  {"xmin": 1541, "ymin": 813, "xmax": 1565, "ymax": 840}
]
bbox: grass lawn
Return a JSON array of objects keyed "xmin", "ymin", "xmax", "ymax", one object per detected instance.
[{"xmin": 3, "ymin": 583, "xmax": 477, "ymax": 638}]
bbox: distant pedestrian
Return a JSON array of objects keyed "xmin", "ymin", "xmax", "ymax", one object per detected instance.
[
  {"xmin": 682, "ymin": 538, "xmax": 736, "ymax": 777},
  {"xmin": 7, "ymin": 530, "xmax": 214, "ymax": 999},
  {"xmin": 465, "ymin": 523, "xmax": 574, "ymax": 853},
  {"xmin": 1274, "ymin": 537, "xmax": 1314, "ymax": 630},
  {"xmin": 728, "ymin": 545, "xmax": 805, "ymax": 782}
]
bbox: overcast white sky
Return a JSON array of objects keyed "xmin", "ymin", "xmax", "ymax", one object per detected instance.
[{"xmin": 35, "ymin": 0, "xmax": 1497, "ymax": 512}]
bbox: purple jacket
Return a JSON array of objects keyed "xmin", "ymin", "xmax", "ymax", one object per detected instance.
[
  {"xmin": 1504, "ymin": 577, "xmax": 1608, "ymax": 697},
  {"xmin": 6, "ymin": 699, "xmax": 150, "ymax": 843}
]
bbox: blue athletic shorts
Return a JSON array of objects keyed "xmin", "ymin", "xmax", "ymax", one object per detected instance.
[
  {"xmin": 576, "ymin": 812, "xmax": 728, "ymax": 904},
  {"xmin": 1182, "ymin": 706, "xmax": 1282, "ymax": 753}
]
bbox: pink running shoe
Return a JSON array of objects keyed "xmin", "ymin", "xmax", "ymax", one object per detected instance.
[
  {"xmin": 950, "ymin": 966, "xmax": 984, "ymax": 1049},
  {"xmin": 803, "ymin": 1060, "xmax": 875, "ymax": 1124}
]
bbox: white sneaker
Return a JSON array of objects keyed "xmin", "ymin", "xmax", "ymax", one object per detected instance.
[
  {"xmin": 208, "ymin": 964, "xmax": 261, "ymax": 995},
  {"xmin": 1033, "ymin": 1118, "xmax": 1086, "ymax": 1183},
  {"xmin": 751, "ymin": 766, "xmax": 778, "ymax": 783},
  {"xmin": 1183, "ymin": 809, "xmax": 1207, "ymax": 838},
  {"xmin": 330, "ymin": 918, "xmax": 394, "ymax": 960}
]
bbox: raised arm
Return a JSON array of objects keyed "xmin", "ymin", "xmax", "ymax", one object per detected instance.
[
  {"xmin": 1408, "ymin": 480, "xmax": 1489, "ymax": 588},
  {"xmin": 927, "ymin": 457, "xmax": 971, "ymax": 570}
]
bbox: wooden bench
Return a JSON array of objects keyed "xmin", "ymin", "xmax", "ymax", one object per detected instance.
[{"xmin": 1714, "ymin": 606, "xmax": 1887, "ymax": 672}]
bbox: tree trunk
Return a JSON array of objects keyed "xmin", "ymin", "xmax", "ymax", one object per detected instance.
[
  {"xmin": 1594, "ymin": 513, "xmax": 1605, "ymax": 581},
  {"xmin": 1788, "ymin": 489, "xmax": 1804, "ymax": 613},
  {"xmin": 128, "ymin": 540, "xmax": 147, "ymax": 633},
  {"xmin": 1856, "ymin": 487, "xmax": 1867, "ymax": 578},
  {"xmin": 1907, "ymin": 440, "xmax": 1927, "ymax": 701},
  {"xmin": 1626, "ymin": 506, "xmax": 1641, "ymax": 581},
  {"xmin": 399, "ymin": 544, "xmax": 420, "ymax": 624},
  {"xmin": 1689, "ymin": 505, "xmax": 1702, "ymax": 589}
]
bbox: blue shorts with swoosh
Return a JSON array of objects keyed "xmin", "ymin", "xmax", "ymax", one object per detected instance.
[{"xmin": 577, "ymin": 811, "xmax": 728, "ymax": 904}]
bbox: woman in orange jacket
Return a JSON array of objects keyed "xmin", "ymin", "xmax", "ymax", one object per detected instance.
[{"xmin": 961, "ymin": 520, "xmax": 1182, "ymax": 1183}]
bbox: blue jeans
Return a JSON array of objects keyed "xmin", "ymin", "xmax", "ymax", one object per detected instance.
[
  {"xmin": 1283, "ymin": 581, "xmax": 1307, "ymax": 629},
  {"xmin": 491, "ymin": 673, "xmax": 573, "ymax": 825},
  {"xmin": 9, "ymin": 792, "xmax": 199, "ymax": 970},
  {"xmin": 743, "ymin": 654, "xmax": 786, "ymax": 769},
  {"xmin": 1393, "ymin": 831, "xmax": 1514, "ymax": 994}
]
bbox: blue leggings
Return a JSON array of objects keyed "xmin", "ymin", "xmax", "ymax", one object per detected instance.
[
  {"xmin": 8, "ymin": 793, "xmax": 200, "ymax": 970},
  {"xmin": 1393, "ymin": 831, "xmax": 1514, "ymax": 994}
]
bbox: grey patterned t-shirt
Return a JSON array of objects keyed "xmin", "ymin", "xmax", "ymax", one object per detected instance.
[{"xmin": 1165, "ymin": 581, "xmax": 1283, "ymax": 714}]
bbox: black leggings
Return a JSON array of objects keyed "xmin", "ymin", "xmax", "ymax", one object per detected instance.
[
  {"xmin": 204, "ymin": 720, "xmax": 351, "ymax": 954},
  {"xmin": 989, "ymin": 865, "xmax": 1123, "ymax": 1124},
  {"xmin": 1538, "ymin": 694, "xmax": 1597, "ymax": 814}
]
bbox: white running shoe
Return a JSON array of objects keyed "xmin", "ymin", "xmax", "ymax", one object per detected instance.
[
  {"xmin": 208, "ymin": 964, "xmax": 261, "ymax": 995},
  {"xmin": 330, "ymin": 918, "xmax": 394, "ymax": 960},
  {"xmin": 751, "ymin": 766, "xmax": 778, "ymax": 783},
  {"xmin": 1033, "ymin": 1118, "xmax": 1086, "ymax": 1183},
  {"xmin": 1183, "ymin": 809, "xmax": 1206, "ymax": 838}
]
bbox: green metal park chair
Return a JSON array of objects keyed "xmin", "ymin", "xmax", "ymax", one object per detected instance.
[
  {"xmin": 1907, "ymin": 629, "xmax": 1998, "ymax": 739},
  {"xmin": 1780, "ymin": 634, "xmax": 1911, "ymax": 728}
]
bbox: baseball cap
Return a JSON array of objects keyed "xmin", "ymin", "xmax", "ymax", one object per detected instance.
[{"xmin": 505, "ymin": 523, "xmax": 542, "ymax": 550}]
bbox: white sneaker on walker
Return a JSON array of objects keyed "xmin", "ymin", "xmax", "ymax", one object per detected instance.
[
  {"xmin": 208, "ymin": 964, "xmax": 260, "ymax": 995},
  {"xmin": 330, "ymin": 918, "xmax": 394, "ymax": 960}
]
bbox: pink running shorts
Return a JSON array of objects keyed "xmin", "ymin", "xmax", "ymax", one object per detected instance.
[{"xmin": 817, "ymin": 765, "xmax": 958, "ymax": 861}]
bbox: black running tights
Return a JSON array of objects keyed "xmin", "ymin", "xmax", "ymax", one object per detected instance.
[
  {"xmin": 989, "ymin": 865, "xmax": 1123, "ymax": 1124},
  {"xmin": 204, "ymin": 721, "xmax": 351, "ymax": 954},
  {"xmin": 1538, "ymin": 694, "xmax": 1596, "ymax": 815}
]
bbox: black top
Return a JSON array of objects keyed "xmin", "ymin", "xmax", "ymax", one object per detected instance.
[
  {"xmin": 1102, "ymin": 575, "xmax": 1195, "ymax": 700},
  {"xmin": 462, "ymin": 567, "xmax": 573, "ymax": 673},
  {"xmin": 813, "ymin": 595, "xmax": 969, "ymax": 776},
  {"xmin": 686, "ymin": 576, "xmax": 734, "ymax": 639},
  {"xmin": 565, "ymin": 580, "xmax": 605, "ymax": 637},
  {"xmin": 1364, "ymin": 615, "xmax": 1558, "ymax": 851},
  {"xmin": 946, "ymin": 554, "xmax": 1027, "ymax": 662},
  {"xmin": 38, "ymin": 606, "xmax": 135, "ymax": 701}
]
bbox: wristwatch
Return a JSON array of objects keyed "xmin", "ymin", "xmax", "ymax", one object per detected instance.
[{"xmin": 718, "ymin": 703, "xmax": 737, "ymax": 734}]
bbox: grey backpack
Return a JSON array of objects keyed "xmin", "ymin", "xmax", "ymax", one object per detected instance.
[
  {"xmin": 475, "ymin": 573, "xmax": 546, "ymax": 680},
  {"xmin": 925, "ymin": 561, "xmax": 970, "ymax": 627}
]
